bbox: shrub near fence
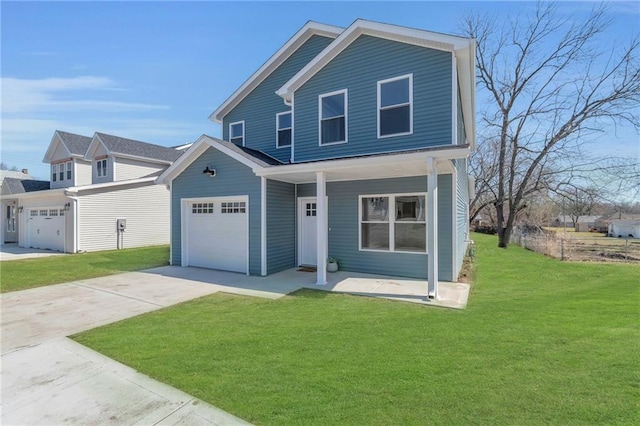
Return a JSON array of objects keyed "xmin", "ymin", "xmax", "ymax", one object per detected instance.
[{"xmin": 510, "ymin": 231, "xmax": 640, "ymax": 262}]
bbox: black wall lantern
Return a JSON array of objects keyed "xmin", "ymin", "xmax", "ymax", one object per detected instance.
[{"xmin": 203, "ymin": 166, "xmax": 216, "ymax": 177}]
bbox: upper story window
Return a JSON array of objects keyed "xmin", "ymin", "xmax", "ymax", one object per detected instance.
[
  {"xmin": 229, "ymin": 121, "xmax": 245, "ymax": 146},
  {"xmin": 66, "ymin": 162, "xmax": 72, "ymax": 180},
  {"xmin": 319, "ymin": 89, "xmax": 347, "ymax": 145},
  {"xmin": 97, "ymin": 159, "xmax": 107, "ymax": 177},
  {"xmin": 51, "ymin": 165, "xmax": 57, "ymax": 182},
  {"xmin": 378, "ymin": 74, "xmax": 413, "ymax": 138},
  {"xmin": 58, "ymin": 163, "xmax": 65, "ymax": 181},
  {"xmin": 276, "ymin": 112, "xmax": 292, "ymax": 148}
]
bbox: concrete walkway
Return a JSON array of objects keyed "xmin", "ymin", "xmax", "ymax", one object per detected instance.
[{"xmin": 1, "ymin": 270, "xmax": 274, "ymax": 425}]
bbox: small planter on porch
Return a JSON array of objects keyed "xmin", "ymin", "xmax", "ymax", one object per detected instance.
[{"xmin": 327, "ymin": 257, "xmax": 338, "ymax": 273}]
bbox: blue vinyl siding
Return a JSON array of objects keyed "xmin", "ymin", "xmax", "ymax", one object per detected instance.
[
  {"xmin": 293, "ymin": 35, "xmax": 453, "ymax": 163},
  {"xmin": 295, "ymin": 175, "xmax": 453, "ymax": 280},
  {"xmin": 222, "ymin": 35, "xmax": 334, "ymax": 162},
  {"xmin": 266, "ymin": 179, "xmax": 296, "ymax": 274},
  {"xmin": 171, "ymin": 147, "xmax": 262, "ymax": 275},
  {"xmin": 455, "ymin": 158, "xmax": 470, "ymax": 277}
]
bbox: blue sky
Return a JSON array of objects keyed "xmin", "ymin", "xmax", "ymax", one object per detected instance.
[{"xmin": 1, "ymin": 1, "xmax": 638, "ymax": 180}]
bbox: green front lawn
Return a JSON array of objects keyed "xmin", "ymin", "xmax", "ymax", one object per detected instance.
[
  {"xmin": 72, "ymin": 234, "xmax": 639, "ymax": 425},
  {"xmin": 1, "ymin": 245, "xmax": 169, "ymax": 293}
]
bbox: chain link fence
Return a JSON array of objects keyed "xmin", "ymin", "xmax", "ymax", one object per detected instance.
[{"xmin": 510, "ymin": 230, "xmax": 640, "ymax": 262}]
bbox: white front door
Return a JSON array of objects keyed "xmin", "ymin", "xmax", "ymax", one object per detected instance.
[{"xmin": 298, "ymin": 197, "xmax": 318, "ymax": 266}]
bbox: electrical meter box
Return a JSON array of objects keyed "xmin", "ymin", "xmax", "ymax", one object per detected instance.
[{"xmin": 117, "ymin": 219, "xmax": 127, "ymax": 231}]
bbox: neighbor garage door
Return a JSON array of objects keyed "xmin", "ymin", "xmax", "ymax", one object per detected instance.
[
  {"xmin": 28, "ymin": 207, "xmax": 65, "ymax": 252},
  {"xmin": 183, "ymin": 198, "xmax": 248, "ymax": 273}
]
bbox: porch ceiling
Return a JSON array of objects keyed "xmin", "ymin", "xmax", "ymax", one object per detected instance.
[{"xmin": 255, "ymin": 146, "xmax": 467, "ymax": 184}]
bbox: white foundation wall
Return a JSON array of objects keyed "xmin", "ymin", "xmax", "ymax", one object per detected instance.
[{"xmin": 77, "ymin": 183, "xmax": 170, "ymax": 252}]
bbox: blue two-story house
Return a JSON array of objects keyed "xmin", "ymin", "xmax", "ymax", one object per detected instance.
[{"xmin": 157, "ymin": 19, "xmax": 475, "ymax": 299}]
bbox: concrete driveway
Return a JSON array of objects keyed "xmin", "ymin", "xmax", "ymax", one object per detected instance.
[
  {"xmin": 0, "ymin": 243, "xmax": 67, "ymax": 261},
  {"xmin": 0, "ymin": 266, "xmax": 300, "ymax": 425}
]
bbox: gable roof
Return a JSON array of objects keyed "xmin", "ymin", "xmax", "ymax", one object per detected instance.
[
  {"xmin": 0, "ymin": 169, "xmax": 33, "ymax": 182},
  {"xmin": 209, "ymin": 21, "xmax": 343, "ymax": 123},
  {"xmin": 2, "ymin": 177, "xmax": 50, "ymax": 194},
  {"xmin": 57, "ymin": 131, "xmax": 93, "ymax": 156},
  {"xmin": 276, "ymin": 19, "xmax": 476, "ymax": 148},
  {"xmin": 43, "ymin": 130, "xmax": 93, "ymax": 163},
  {"xmin": 155, "ymin": 135, "xmax": 281, "ymax": 185},
  {"xmin": 85, "ymin": 132, "xmax": 184, "ymax": 164}
]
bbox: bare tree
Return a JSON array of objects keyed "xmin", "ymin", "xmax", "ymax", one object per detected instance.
[{"xmin": 464, "ymin": 2, "xmax": 640, "ymax": 247}]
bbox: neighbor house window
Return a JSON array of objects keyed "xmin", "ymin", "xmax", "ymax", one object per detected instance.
[
  {"xmin": 229, "ymin": 121, "xmax": 245, "ymax": 146},
  {"xmin": 378, "ymin": 74, "xmax": 413, "ymax": 138},
  {"xmin": 66, "ymin": 161, "xmax": 72, "ymax": 180},
  {"xmin": 360, "ymin": 193, "xmax": 426, "ymax": 253},
  {"xmin": 97, "ymin": 159, "xmax": 107, "ymax": 177},
  {"xmin": 51, "ymin": 165, "xmax": 57, "ymax": 182},
  {"xmin": 276, "ymin": 111, "xmax": 292, "ymax": 148},
  {"xmin": 59, "ymin": 163, "xmax": 65, "ymax": 181},
  {"xmin": 319, "ymin": 89, "xmax": 347, "ymax": 145}
]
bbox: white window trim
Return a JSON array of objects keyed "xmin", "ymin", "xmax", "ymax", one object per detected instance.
[
  {"xmin": 377, "ymin": 74, "xmax": 413, "ymax": 139},
  {"xmin": 51, "ymin": 165, "xmax": 57, "ymax": 182},
  {"xmin": 229, "ymin": 120, "xmax": 245, "ymax": 147},
  {"xmin": 66, "ymin": 161, "xmax": 73, "ymax": 181},
  {"xmin": 59, "ymin": 163, "xmax": 65, "ymax": 181},
  {"xmin": 276, "ymin": 111, "xmax": 292, "ymax": 149},
  {"xmin": 358, "ymin": 192, "xmax": 427, "ymax": 254},
  {"xmin": 96, "ymin": 159, "xmax": 108, "ymax": 178},
  {"xmin": 318, "ymin": 88, "xmax": 348, "ymax": 146}
]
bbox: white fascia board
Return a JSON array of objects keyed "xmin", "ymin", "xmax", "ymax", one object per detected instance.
[
  {"xmin": 255, "ymin": 146, "xmax": 470, "ymax": 178},
  {"xmin": 155, "ymin": 135, "xmax": 211, "ymax": 185},
  {"xmin": 42, "ymin": 132, "xmax": 72, "ymax": 163},
  {"xmin": 210, "ymin": 21, "xmax": 343, "ymax": 124},
  {"xmin": 155, "ymin": 135, "xmax": 267, "ymax": 185},
  {"xmin": 277, "ymin": 19, "xmax": 472, "ymax": 102},
  {"xmin": 64, "ymin": 177, "xmax": 157, "ymax": 194},
  {"xmin": 83, "ymin": 133, "xmax": 108, "ymax": 161},
  {"xmin": 3, "ymin": 188, "xmax": 66, "ymax": 200}
]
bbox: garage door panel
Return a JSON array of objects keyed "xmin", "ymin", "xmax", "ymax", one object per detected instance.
[
  {"xmin": 28, "ymin": 208, "xmax": 65, "ymax": 252},
  {"xmin": 184, "ymin": 198, "xmax": 248, "ymax": 273}
]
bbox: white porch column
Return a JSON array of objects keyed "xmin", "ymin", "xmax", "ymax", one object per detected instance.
[
  {"xmin": 427, "ymin": 158, "xmax": 439, "ymax": 299},
  {"xmin": 316, "ymin": 171, "xmax": 327, "ymax": 285},
  {"xmin": 260, "ymin": 176, "xmax": 267, "ymax": 276}
]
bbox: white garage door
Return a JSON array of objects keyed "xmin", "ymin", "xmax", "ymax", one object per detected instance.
[
  {"xmin": 184, "ymin": 198, "xmax": 248, "ymax": 273},
  {"xmin": 28, "ymin": 208, "xmax": 65, "ymax": 252}
]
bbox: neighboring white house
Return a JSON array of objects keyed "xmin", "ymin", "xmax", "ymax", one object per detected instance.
[
  {"xmin": 608, "ymin": 220, "xmax": 640, "ymax": 239},
  {"xmin": 1, "ymin": 130, "xmax": 187, "ymax": 252},
  {"xmin": 0, "ymin": 169, "xmax": 46, "ymax": 244}
]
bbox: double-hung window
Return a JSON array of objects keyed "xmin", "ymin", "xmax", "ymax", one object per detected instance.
[
  {"xmin": 276, "ymin": 112, "xmax": 292, "ymax": 148},
  {"xmin": 319, "ymin": 89, "xmax": 347, "ymax": 145},
  {"xmin": 51, "ymin": 165, "xmax": 57, "ymax": 182},
  {"xmin": 66, "ymin": 162, "xmax": 72, "ymax": 180},
  {"xmin": 229, "ymin": 121, "xmax": 245, "ymax": 146},
  {"xmin": 360, "ymin": 193, "xmax": 426, "ymax": 253},
  {"xmin": 378, "ymin": 74, "xmax": 413, "ymax": 138},
  {"xmin": 58, "ymin": 163, "xmax": 65, "ymax": 181},
  {"xmin": 97, "ymin": 159, "xmax": 107, "ymax": 177}
]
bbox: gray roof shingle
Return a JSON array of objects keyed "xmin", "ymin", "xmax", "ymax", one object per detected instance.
[
  {"xmin": 56, "ymin": 131, "xmax": 93, "ymax": 156},
  {"xmin": 3, "ymin": 178, "xmax": 50, "ymax": 194},
  {"xmin": 96, "ymin": 132, "xmax": 184, "ymax": 163}
]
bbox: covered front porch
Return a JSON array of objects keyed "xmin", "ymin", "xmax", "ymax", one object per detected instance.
[{"xmin": 256, "ymin": 144, "xmax": 470, "ymax": 300}]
